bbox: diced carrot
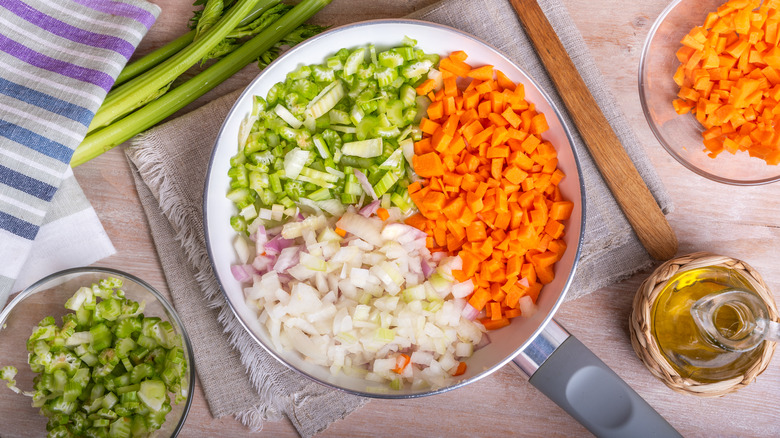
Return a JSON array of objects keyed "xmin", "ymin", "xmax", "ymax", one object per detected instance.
[
  {"xmin": 419, "ymin": 118, "xmax": 441, "ymax": 135},
  {"xmin": 392, "ymin": 353, "xmax": 411, "ymax": 374},
  {"xmin": 467, "ymin": 64, "xmax": 494, "ymax": 81},
  {"xmin": 468, "ymin": 288, "xmax": 492, "ymax": 311},
  {"xmin": 412, "ymin": 152, "xmax": 445, "ymax": 177},
  {"xmin": 481, "ymin": 318, "xmax": 510, "ymax": 330},
  {"xmin": 450, "ymin": 50, "xmax": 468, "ymax": 62},
  {"xmin": 407, "ymin": 50, "xmax": 573, "ymax": 331},
  {"xmin": 405, "ymin": 212, "xmax": 427, "ymax": 230},
  {"xmin": 416, "ymin": 78, "xmax": 437, "ymax": 95},
  {"xmin": 495, "ymin": 69, "xmax": 516, "ymax": 91},
  {"xmin": 504, "ymin": 308, "xmax": 522, "ymax": 318},
  {"xmin": 422, "ymin": 190, "xmax": 446, "ymax": 211},
  {"xmin": 672, "ymin": 1, "xmax": 780, "ymax": 165},
  {"xmin": 376, "ymin": 208, "xmax": 390, "ymax": 221},
  {"xmin": 427, "ymin": 100, "xmax": 444, "ymax": 120},
  {"xmin": 439, "ymin": 56, "xmax": 472, "ymax": 76},
  {"xmin": 452, "ymin": 361, "xmax": 467, "ymax": 376}
]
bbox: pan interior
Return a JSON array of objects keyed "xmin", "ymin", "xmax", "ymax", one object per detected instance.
[{"xmin": 204, "ymin": 20, "xmax": 584, "ymax": 398}]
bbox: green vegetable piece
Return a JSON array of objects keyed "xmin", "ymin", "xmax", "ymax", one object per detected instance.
[
  {"xmin": 95, "ymin": 298, "xmax": 121, "ymax": 322},
  {"xmin": 130, "ymin": 415, "xmax": 148, "ymax": 436},
  {"xmin": 1, "ymin": 366, "xmax": 19, "ymax": 394},
  {"xmin": 108, "ymin": 417, "xmax": 132, "ymax": 438},
  {"xmin": 65, "ymin": 287, "xmax": 94, "ymax": 311},
  {"xmin": 113, "ymin": 317, "xmax": 141, "ymax": 339},
  {"xmin": 378, "ymin": 49, "xmax": 405, "ymax": 68},
  {"xmin": 343, "ymin": 47, "xmax": 366, "ymax": 76},
  {"xmin": 342, "ymin": 138, "xmax": 383, "ymax": 158},
  {"xmin": 89, "ymin": 323, "xmax": 112, "ymax": 352},
  {"xmin": 138, "ymin": 380, "xmax": 168, "ymax": 412},
  {"xmin": 401, "ymin": 60, "xmax": 433, "ymax": 79}
]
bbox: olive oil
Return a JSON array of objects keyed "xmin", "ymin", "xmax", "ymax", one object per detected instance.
[{"xmin": 651, "ymin": 266, "xmax": 765, "ymax": 382}]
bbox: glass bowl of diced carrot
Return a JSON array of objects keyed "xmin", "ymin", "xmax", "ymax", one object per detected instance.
[{"xmin": 640, "ymin": 0, "xmax": 780, "ymax": 185}]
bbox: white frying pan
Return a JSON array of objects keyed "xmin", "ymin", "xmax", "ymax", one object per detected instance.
[{"xmin": 203, "ymin": 20, "xmax": 679, "ymax": 437}]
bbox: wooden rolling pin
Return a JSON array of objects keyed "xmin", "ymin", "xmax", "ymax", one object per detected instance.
[{"xmin": 509, "ymin": 0, "xmax": 678, "ymax": 260}]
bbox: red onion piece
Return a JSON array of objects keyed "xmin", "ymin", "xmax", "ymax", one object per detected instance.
[
  {"xmin": 475, "ymin": 333, "xmax": 491, "ymax": 350},
  {"xmin": 431, "ymin": 251, "xmax": 447, "ymax": 263},
  {"xmin": 230, "ymin": 264, "xmax": 254, "ymax": 283},
  {"xmin": 264, "ymin": 234, "xmax": 293, "ymax": 255},
  {"xmin": 421, "ymin": 260, "xmax": 435, "ymax": 279},
  {"xmin": 461, "ymin": 303, "xmax": 479, "ymax": 320},
  {"xmin": 359, "ymin": 199, "xmax": 381, "ymax": 217},
  {"xmin": 252, "ymin": 255, "xmax": 275, "ymax": 274},
  {"xmin": 273, "ymin": 247, "xmax": 300, "ymax": 273},
  {"xmin": 253, "ymin": 225, "xmax": 268, "ymax": 247},
  {"xmin": 353, "ymin": 168, "xmax": 378, "ymax": 200}
]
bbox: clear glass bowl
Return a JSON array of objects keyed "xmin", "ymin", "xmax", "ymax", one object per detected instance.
[
  {"xmin": 0, "ymin": 267, "xmax": 194, "ymax": 437},
  {"xmin": 639, "ymin": 0, "xmax": 780, "ymax": 185}
]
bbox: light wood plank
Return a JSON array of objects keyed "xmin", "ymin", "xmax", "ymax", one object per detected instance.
[{"xmin": 5, "ymin": 0, "xmax": 779, "ymax": 436}]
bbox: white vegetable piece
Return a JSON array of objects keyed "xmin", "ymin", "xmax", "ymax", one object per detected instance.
[{"xmin": 238, "ymin": 209, "xmax": 489, "ymax": 390}]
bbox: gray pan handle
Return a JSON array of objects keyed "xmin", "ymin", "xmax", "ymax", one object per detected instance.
[{"xmin": 512, "ymin": 319, "xmax": 680, "ymax": 438}]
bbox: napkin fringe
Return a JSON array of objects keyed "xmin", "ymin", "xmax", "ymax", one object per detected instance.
[
  {"xmin": 234, "ymin": 406, "xmax": 278, "ymax": 433},
  {"xmin": 130, "ymin": 134, "xmax": 220, "ymax": 300}
]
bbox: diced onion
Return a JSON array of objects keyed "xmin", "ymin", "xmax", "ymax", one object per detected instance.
[
  {"xmin": 239, "ymin": 211, "xmax": 485, "ymax": 390},
  {"xmin": 353, "ymin": 168, "xmax": 378, "ymax": 200},
  {"xmin": 518, "ymin": 296, "xmax": 538, "ymax": 318}
]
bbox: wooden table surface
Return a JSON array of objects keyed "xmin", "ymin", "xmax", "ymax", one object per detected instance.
[{"xmin": 23, "ymin": 0, "xmax": 780, "ymax": 436}]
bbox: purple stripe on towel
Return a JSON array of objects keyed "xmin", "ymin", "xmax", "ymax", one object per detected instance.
[
  {"xmin": 1, "ymin": 0, "xmax": 136, "ymax": 59},
  {"xmin": 71, "ymin": 0, "xmax": 157, "ymax": 30},
  {"xmin": 0, "ymin": 33, "xmax": 115, "ymax": 92}
]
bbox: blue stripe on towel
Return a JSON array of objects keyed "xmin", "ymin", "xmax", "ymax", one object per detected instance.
[
  {"xmin": 0, "ymin": 77, "xmax": 94, "ymax": 126},
  {"xmin": 0, "ymin": 119, "xmax": 73, "ymax": 164},
  {"xmin": 0, "ymin": 164, "xmax": 58, "ymax": 201},
  {"xmin": 0, "ymin": 210, "xmax": 38, "ymax": 240}
]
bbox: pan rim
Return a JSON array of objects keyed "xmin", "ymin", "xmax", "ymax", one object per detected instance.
[{"xmin": 203, "ymin": 18, "xmax": 587, "ymax": 399}]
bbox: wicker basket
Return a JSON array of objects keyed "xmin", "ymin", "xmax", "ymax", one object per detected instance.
[{"xmin": 629, "ymin": 252, "xmax": 778, "ymax": 397}]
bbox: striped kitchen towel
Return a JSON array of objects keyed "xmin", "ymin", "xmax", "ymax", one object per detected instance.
[{"xmin": 0, "ymin": 0, "xmax": 161, "ymax": 306}]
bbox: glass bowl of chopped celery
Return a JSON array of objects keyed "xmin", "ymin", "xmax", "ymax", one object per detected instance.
[
  {"xmin": 639, "ymin": 0, "xmax": 780, "ymax": 185},
  {"xmin": 0, "ymin": 267, "xmax": 194, "ymax": 438}
]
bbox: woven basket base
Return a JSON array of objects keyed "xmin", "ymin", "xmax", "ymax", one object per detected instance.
[{"xmin": 629, "ymin": 252, "xmax": 778, "ymax": 397}]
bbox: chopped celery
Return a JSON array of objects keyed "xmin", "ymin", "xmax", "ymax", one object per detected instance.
[
  {"xmin": 342, "ymin": 138, "xmax": 383, "ymax": 158},
  {"xmin": 227, "ymin": 40, "xmax": 436, "ymax": 228},
  {"xmin": 0, "ymin": 277, "xmax": 188, "ymax": 437},
  {"xmin": 305, "ymin": 80, "xmax": 344, "ymax": 119}
]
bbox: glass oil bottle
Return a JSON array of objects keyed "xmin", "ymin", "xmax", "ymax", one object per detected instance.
[{"xmin": 651, "ymin": 266, "xmax": 778, "ymax": 383}]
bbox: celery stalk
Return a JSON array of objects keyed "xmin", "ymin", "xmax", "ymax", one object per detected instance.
[
  {"xmin": 71, "ymin": 0, "xmax": 330, "ymax": 166},
  {"xmin": 87, "ymin": 0, "xmax": 269, "ymax": 134},
  {"xmin": 114, "ymin": 31, "xmax": 196, "ymax": 87},
  {"xmin": 115, "ymin": 0, "xmax": 282, "ymax": 86}
]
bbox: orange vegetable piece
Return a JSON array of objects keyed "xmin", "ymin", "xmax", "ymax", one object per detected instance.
[
  {"xmin": 412, "ymin": 152, "xmax": 445, "ymax": 177},
  {"xmin": 467, "ymin": 64, "xmax": 494, "ymax": 81},
  {"xmin": 416, "ymin": 78, "xmax": 437, "ymax": 95},
  {"xmin": 672, "ymin": 0, "xmax": 780, "ymax": 164},
  {"xmin": 392, "ymin": 353, "xmax": 411, "ymax": 374},
  {"xmin": 408, "ymin": 50, "xmax": 572, "ymax": 331},
  {"xmin": 452, "ymin": 361, "xmax": 467, "ymax": 376}
]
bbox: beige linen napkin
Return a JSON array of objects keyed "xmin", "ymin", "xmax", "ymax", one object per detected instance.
[{"xmin": 125, "ymin": 0, "xmax": 673, "ymax": 435}]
